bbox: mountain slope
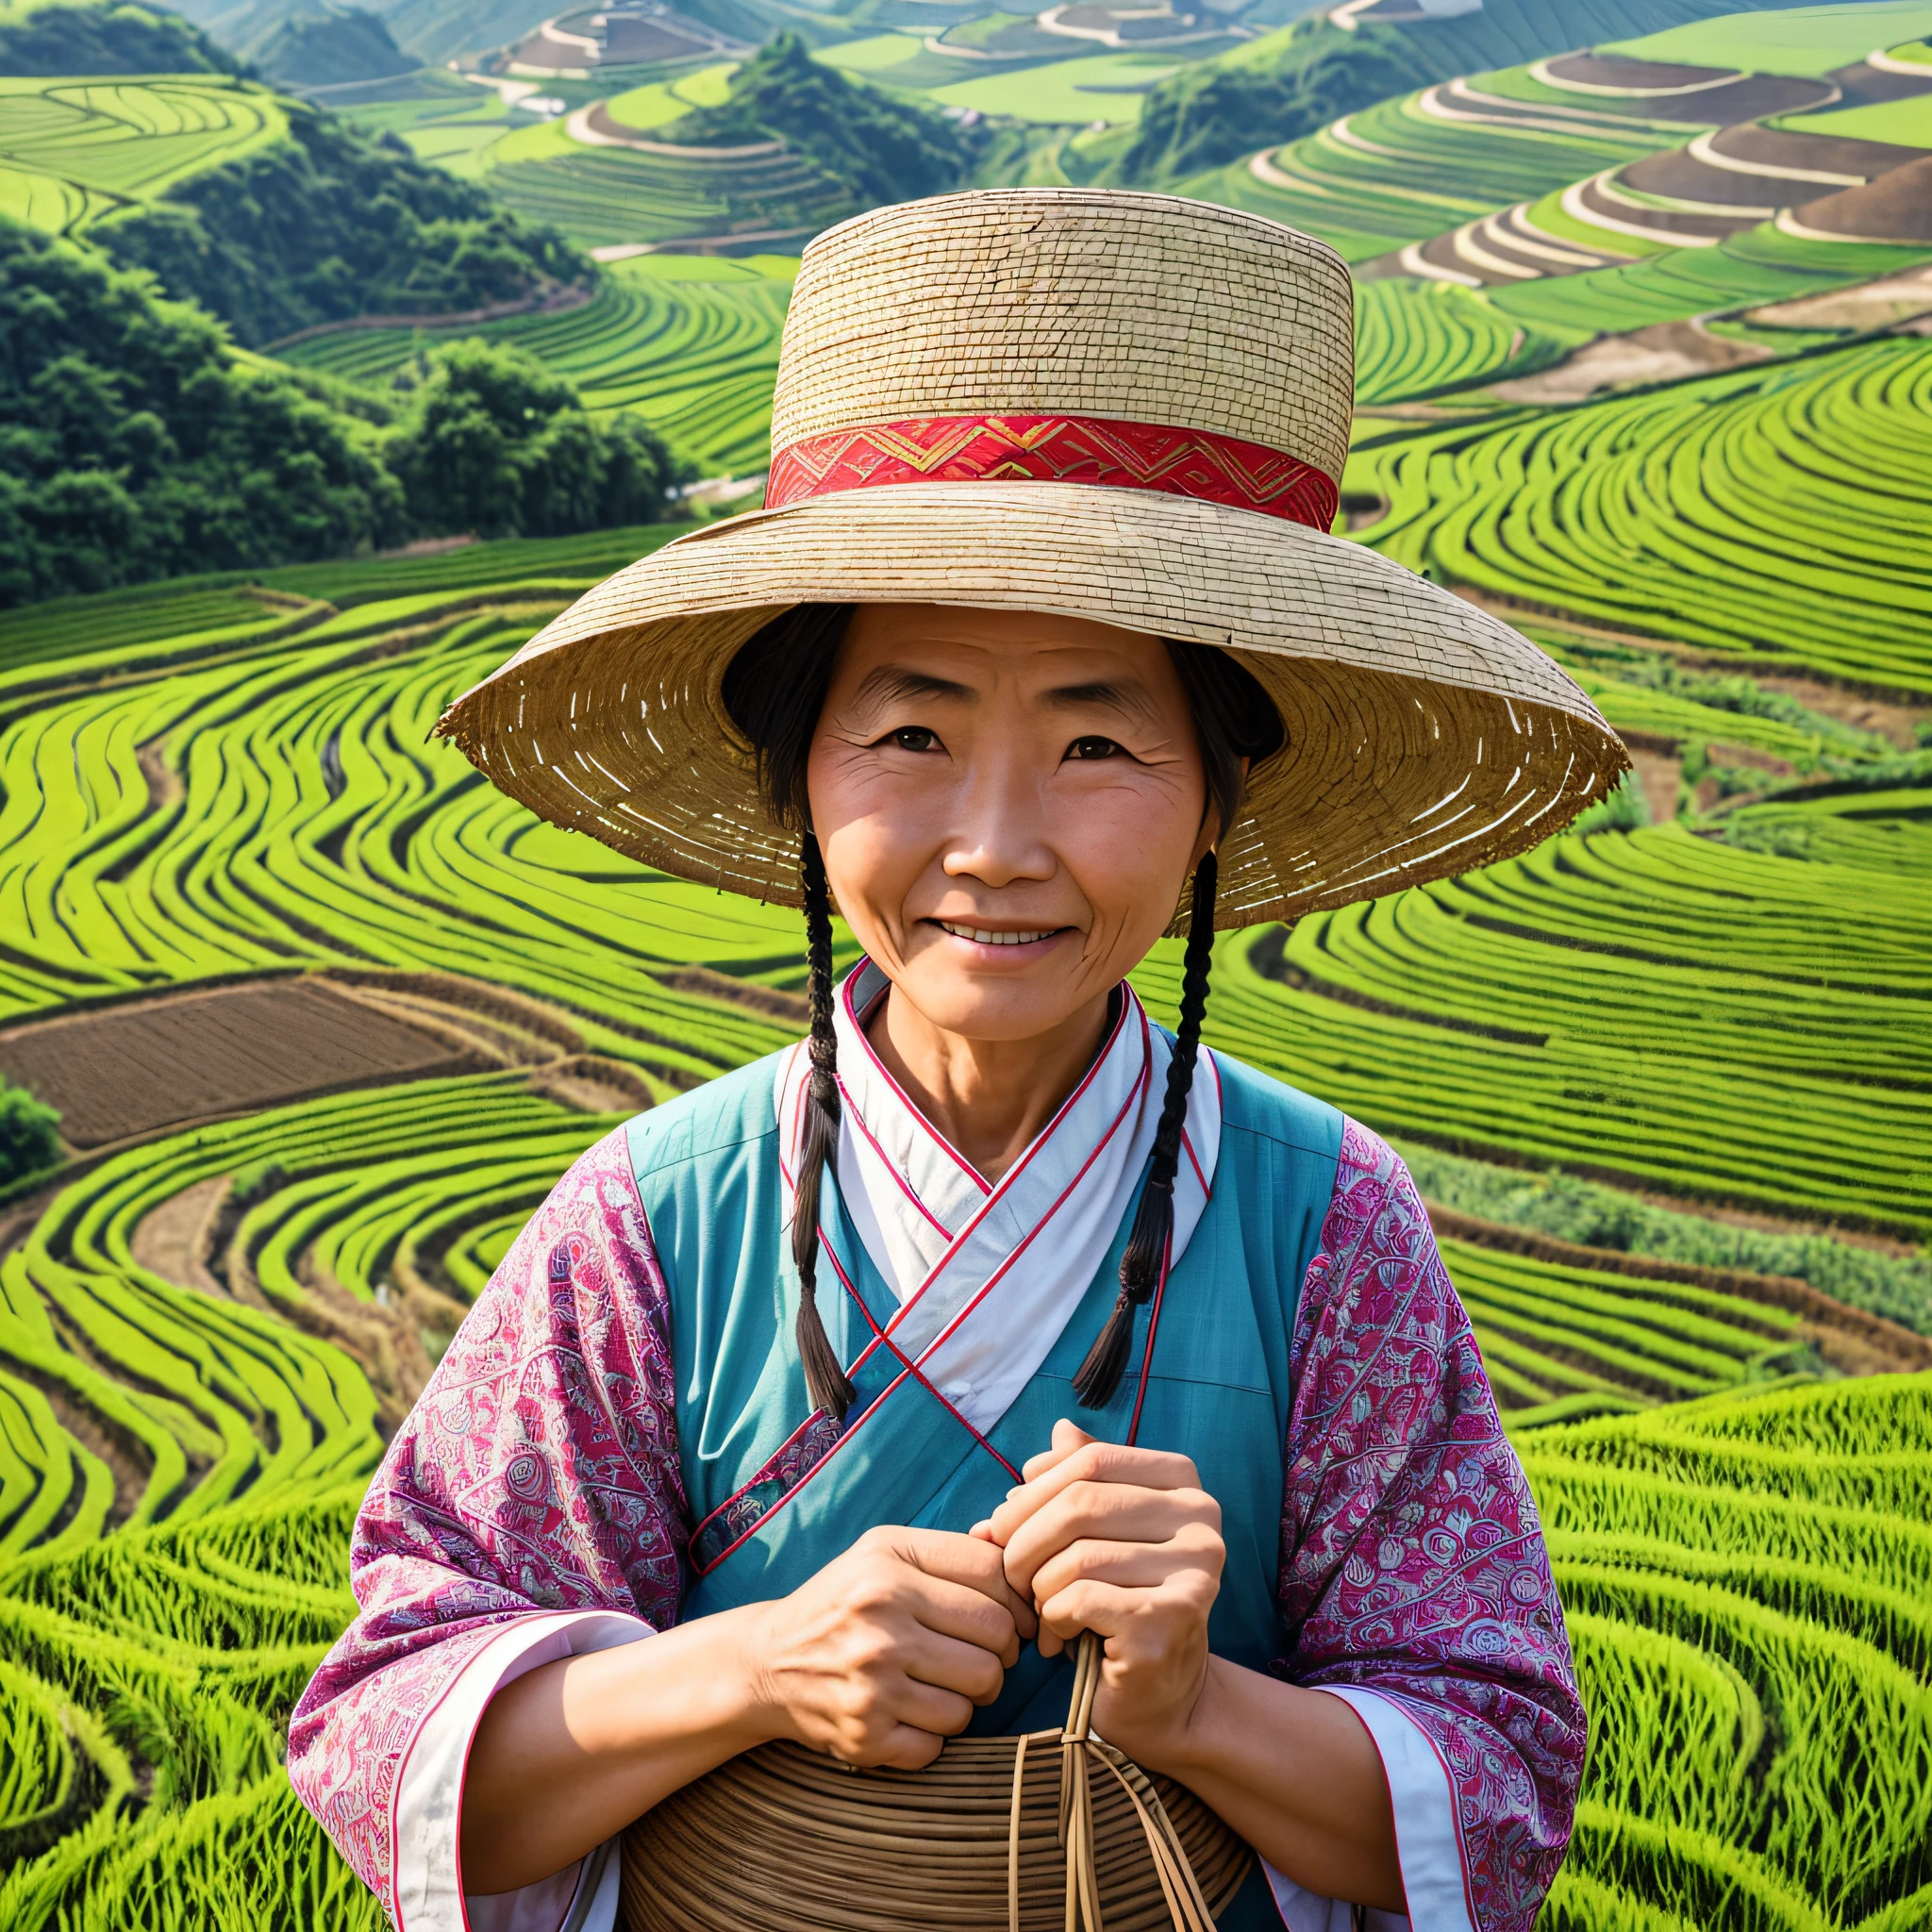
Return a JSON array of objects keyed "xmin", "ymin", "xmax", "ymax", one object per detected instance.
[
  {"xmin": 663, "ymin": 30, "xmax": 975, "ymax": 203},
  {"xmin": 93, "ymin": 99, "xmax": 587, "ymax": 345},
  {"xmin": 1112, "ymin": 0, "xmax": 1912, "ymax": 186},
  {"xmin": 256, "ymin": 5, "xmax": 417, "ymax": 86},
  {"xmin": 0, "ymin": 0, "xmax": 242, "ymax": 74}
]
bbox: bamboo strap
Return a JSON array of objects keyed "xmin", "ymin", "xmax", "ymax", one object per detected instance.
[{"xmin": 999, "ymin": 1634, "xmax": 1222, "ymax": 1932}]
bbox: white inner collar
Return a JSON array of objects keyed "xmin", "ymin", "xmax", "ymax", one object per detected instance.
[{"xmin": 774, "ymin": 960, "xmax": 1222, "ymax": 1434}]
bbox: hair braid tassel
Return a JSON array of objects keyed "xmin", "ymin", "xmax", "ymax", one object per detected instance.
[
  {"xmin": 1073, "ymin": 852, "xmax": 1219, "ymax": 1410},
  {"xmin": 793, "ymin": 832, "xmax": 858, "ymax": 1424}
]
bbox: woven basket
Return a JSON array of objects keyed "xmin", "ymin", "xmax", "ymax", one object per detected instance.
[{"xmin": 621, "ymin": 1637, "xmax": 1250, "ymax": 1932}]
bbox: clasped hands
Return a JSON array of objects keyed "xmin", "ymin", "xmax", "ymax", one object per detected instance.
[{"xmin": 745, "ymin": 1420, "xmax": 1224, "ymax": 1774}]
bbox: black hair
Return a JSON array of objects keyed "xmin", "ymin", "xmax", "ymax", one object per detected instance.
[{"xmin": 722, "ymin": 605, "xmax": 1287, "ymax": 1420}]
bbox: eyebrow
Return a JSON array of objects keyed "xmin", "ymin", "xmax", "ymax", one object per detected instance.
[
  {"xmin": 1041, "ymin": 677, "xmax": 1160, "ymax": 727},
  {"xmin": 850, "ymin": 664, "xmax": 976, "ymax": 710}
]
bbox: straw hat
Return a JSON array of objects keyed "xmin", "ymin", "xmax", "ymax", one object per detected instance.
[{"xmin": 436, "ymin": 189, "xmax": 1626, "ymax": 927}]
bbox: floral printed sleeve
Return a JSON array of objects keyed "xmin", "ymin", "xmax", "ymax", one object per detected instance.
[
  {"xmin": 287, "ymin": 1125, "xmax": 689, "ymax": 1932},
  {"xmin": 1273, "ymin": 1119, "xmax": 1586, "ymax": 1932}
]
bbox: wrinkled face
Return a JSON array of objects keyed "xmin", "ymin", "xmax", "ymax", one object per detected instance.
[{"xmin": 806, "ymin": 604, "xmax": 1208, "ymax": 1044}]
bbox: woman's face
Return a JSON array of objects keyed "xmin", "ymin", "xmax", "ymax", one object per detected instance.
[{"xmin": 806, "ymin": 604, "xmax": 1208, "ymax": 1045}]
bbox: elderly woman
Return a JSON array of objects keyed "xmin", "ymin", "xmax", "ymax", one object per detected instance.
[{"xmin": 290, "ymin": 191, "xmax": 1616, "ymax": 1932}]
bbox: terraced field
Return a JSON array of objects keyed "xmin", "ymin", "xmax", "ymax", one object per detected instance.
[
  {"xmin": 1353, "ymin": 277, "xmax": 1585, "ymax": 403},
  {"xmin": 483, "ymin": 136, "xmax": 849, "ymax": 249},
  {"xmin": 1531, "ymin": 1374, "xmax": 1932, "ymax": 1929},
  {"xmin": 0, "ymin": 75, "xmax": 287, "ymax": 236},
  {"xmin": 1347, "ymin": 333, "xmax": 1932, "ymax": 691},
  {"xmin": 6, "ymin": 2, "xmax": 1932, "ymax": 1919},
  {"xmin": 1205, "ymin": 36, "xmax": 1932, "ymax": 336},
  {"xmin": 280, "ymin": 255, "xmax": 792, "ymax": 473},
  {"xmin": 1, "ymin": 424, "xmax": 1927, "ymax": 1926}
]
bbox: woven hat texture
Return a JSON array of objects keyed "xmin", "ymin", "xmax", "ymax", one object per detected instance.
[{"xmin": 436, "ymin": 189, "xmax": 1627, "ymax": 928}]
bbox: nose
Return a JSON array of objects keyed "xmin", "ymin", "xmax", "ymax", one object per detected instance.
[{"xmin": 940, "ymin": 745, "xmax": 1056, "ymax": 891}]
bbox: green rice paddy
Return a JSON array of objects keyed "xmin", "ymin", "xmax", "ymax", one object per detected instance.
[
  {"xmin": 1607, "ymin": 0, "xmax": 1932, "ymax": 75},
  {"xmin": 0, "ymin": 75, "xmax": 287, "ymax": 235},
  {"xmin": 1346, "ymin": 336, "xmax": 1932, "ymax": 692},
  {"xmin": 3, "ymin": 5, "xmax": 1932, "ymax": 1924},
  {"xmin": 281, "ymin": 254, "xmax": 793, "ymax": 474}
]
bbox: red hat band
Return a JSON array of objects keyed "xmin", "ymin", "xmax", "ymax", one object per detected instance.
[{"xmin": 764, "ymin": 411, "xmax": 1341, "ymax": 531}]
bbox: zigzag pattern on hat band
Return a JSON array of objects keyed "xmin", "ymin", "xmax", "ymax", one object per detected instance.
[{"xmin": 766, "ymin": 413, "xmax": 1341, "ymax": 530}]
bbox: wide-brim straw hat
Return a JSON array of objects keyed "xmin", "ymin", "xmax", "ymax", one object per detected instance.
[{"xmin": 436, "ymin": 189, "xmax": 1627, "ymax": 928}]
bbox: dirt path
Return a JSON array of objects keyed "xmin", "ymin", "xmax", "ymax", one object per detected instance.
[
  {"xmin": 1491, "ymin": 319, "xmax": 1771, "ymax": 404},
  {"xmin": 128, "ymin": 1174, "xmax": 229, "ymax": 1297},
  {"xmin": 1429, "ymin": 1203, "xmax": 1932, "ymax": 1375}
]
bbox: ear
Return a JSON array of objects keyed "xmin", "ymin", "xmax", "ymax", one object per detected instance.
[{"xmin": 1189, "ymin": 756, "xmax": 1248, "ymax": 866}]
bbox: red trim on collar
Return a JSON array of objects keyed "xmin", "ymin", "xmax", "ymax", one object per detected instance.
[{"xmin": 766, "ymin": 412, "xmax": 1341, "ymax": 530}]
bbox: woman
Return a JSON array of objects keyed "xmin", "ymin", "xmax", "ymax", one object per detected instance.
[{"xmin": 290, "ymin": 190, "xmax": 1618, "ymax": 1932}]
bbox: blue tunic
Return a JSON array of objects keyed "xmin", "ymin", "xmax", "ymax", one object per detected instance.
[{"xmin": 625, "ymin": 1045, "xmax": 1342, "ymax": 1925}]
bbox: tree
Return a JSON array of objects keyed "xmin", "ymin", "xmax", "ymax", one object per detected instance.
[
  {"xmin": 0, "ymin": 217, "xmax": 403, "ymax": 603},
  {"xmin": 665, "ymin": 32, "xmax": 976, "ymax": 206},
  {"xmin": 382, "ymin": 340, "xmax": 691, "ymax": 541},
  {"xmin": 0, "ymin": 1081, "xmax": 60, "ymax": 1187}
]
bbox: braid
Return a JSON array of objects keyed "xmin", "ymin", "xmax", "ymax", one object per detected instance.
[
  {"xmin": 1073, "ymin": 850, "xmax": 1219, "ymax": 1409},
  {"xmin": 792, "ymin": 831, "xmax": 856, "ymax": 1423}
]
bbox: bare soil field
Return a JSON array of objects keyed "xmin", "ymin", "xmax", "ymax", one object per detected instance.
[
  {"xmin": 1622, "ymin": 126, "xmax": 1925, "ymax": 209},
  {"xmin": 1577, "ymin": 175, "xmax": 1750, "ymax": 234},
  {"xmin": 1747, "ymin": 262, "xmax": 1932, "ymax": 328},
  {"xmin": 1795, "ymin": 155, "xmax": 1932, "ymax": 241},
  {"xmin": 1542, "ymin": 55, "xmax": 1834, "ymax": 121},
  {"xmin": 0, "ymin": 979, "xmax": 470, "ymax": 1146},
  {"xmin": 1826, "ymin": 57, "xmax": 1932, "ymax": 108},
  {"xmin": 1545, "ymin": 54, "xmax": 1732, "ymax": 90},
  {"xmin": 1491, "ymin": 319, "xmax": 1769, "ymax": 404}
]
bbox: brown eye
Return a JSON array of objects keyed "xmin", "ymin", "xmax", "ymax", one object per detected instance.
[
  {"xmin": 1067, "ymin": 736, "xmax": 1122, "ymax": 760},
  {"xmin": 890, "ymin": 727, "xmax": 938, "ymax": 753}
]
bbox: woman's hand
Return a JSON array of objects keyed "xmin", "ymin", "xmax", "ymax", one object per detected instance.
[
  {"xmin": 977, "ymin": 1422, "xmax": 1404, "ymax": 1912},
  {"xmin": 461, "ymin": 1524, "xmax": 1035, "ymax": 1892},
  {"xmin": 977, "ymin": 1419, "xmax": 1224, "ymax": 1765},
  {"xmin": 741, "ymin": 1524, "xmax": 1038, "ymax": 1769}
]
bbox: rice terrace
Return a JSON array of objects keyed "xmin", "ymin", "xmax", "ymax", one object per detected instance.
[{"xmin": 0, "ymin": 0, "xmax": 1929, "ymax": 1922}]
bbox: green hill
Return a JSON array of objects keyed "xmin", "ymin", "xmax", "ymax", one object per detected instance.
[
  {"xmin": 0, "ymin": 216, "xmax": 688, "ymax": 604},
  {"xmin": 1109, "ymin": 18, "xmax": 1432, "ymax": 187},
  {"xmin": 1111, "ymin": 0, "xmax": 1918, "ymax": 186},
  {"xmin": 0, "ymin": 76, "xmax": 594, "ymax": 345},
  {"xmin": 256, "ymin": 4, "xmax": 416, "ymax": 86},
  {"xmin": 0, "ymin": 0, "xmax": 241, "ymax": 75},
  {"xmin": 661, "ymin": 30, "xmax": 975, "ymax": 204}
]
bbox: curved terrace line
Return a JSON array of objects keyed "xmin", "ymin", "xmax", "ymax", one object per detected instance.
[
  {"xmin": 1559, "ymin": 174, "xmax": 1721, "ymax": 248},
  {"xmin": 564, "ymin": 104, "xmax": 785, "ymax": 159},
  {"xmin": 1453, "ymin": 219, "xmax": 1539, "ymax": 280},
  {"xmin": 1688, "ymin": 128, "xmax": 1865, "ymax": 187},
  {"xmin": 1248, "ymin": 147, "xmax": 1332, "ymax": 193},
  {"xmin": 1591, "ymin": 170, "xmax": 1773, "ymax": 221},
  {"xmin": 1865, "ymin": 45, "xmax": 1932, "ymax": 78},
  {"xmin": 1528, "ymin": 58, "xmax": 1746, "ymax": 98},
  {"xmin": 1395, "ymin": 240, "xmax": 1480, "ymax": 286},
  {"xmin": 1495, "ymin": 206, "xmax": 1607, "ymax": 266},
  {"xmin": 1416, "ymin": 85, "xmax": 1649, "ymax": 142}
]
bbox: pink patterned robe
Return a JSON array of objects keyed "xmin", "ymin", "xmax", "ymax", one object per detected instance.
[{"xmin": 289, "ymin": 1113, "xmax": 1584, "ymax": 1932}]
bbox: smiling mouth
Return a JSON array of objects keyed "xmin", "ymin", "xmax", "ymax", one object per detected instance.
[{"xmin": 937, "ymin": 922, "xmax": 1059, "ymax": 946}]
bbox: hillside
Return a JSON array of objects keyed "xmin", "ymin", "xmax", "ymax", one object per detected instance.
[
  {"xmin": 0, "ymin": 217, "xmax": 687, "ymax": 603},
  {"xmin": 1111, "ymin": 0, "xmax": 1895, "ymax": 184},
  {"xmin": 0, "ymin": 62, "xmax": 592, "ymax": 344},
  {"xmin": 255, "ymin": 4, "xmax": 416, "ymax": 87},
  {"xmin": 1109, "ymin": 18, "xmax": 1432, "ymax": 186},
  {"xmin": 658, "ymin": 30, "xmax": 976, "ymax": 203},
  {"xmin": 1, "ymin": 3, "xmax": 1931, "ymax": 1929},
  {"xmin": 0, "ymin": 0, "xmax": 241, "ymax": 74}
]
